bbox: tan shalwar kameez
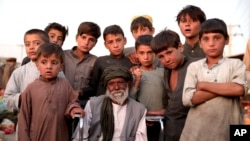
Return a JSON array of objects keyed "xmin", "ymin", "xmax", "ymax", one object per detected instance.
[{"xmin": 18, "ymin": 77, "xmax": 80, "ymax": 141}]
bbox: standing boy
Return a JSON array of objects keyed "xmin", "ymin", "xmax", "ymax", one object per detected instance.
[
  {"xmin": 151, "ymin": 29, "xmax": 197, "ymax": 141},
  {"xmin": 63, "ymin": 21, "xmax": 101, "ymax": 107},
  {"xmin": 18, "ymin": 43, "xmax": 84, "ymax": 141},
  {"xmin": 89, "ymin": 24, "xmax": 133, "ymax": 96},
  {"xmin": 180, "ymin": 18, "xmax": 247, "ymax": 141},
  {"xmin": 131, "ymin": 35, "xmax": 166, "ymax": 141},
  {"xmin": 176, "ymin": 5, "xmax": 206, "ymax": 58}
]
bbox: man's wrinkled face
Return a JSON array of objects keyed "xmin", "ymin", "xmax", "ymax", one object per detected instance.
[{"xmin": 106, "ymin": 77, "xmax": 129, "ymax": 105}]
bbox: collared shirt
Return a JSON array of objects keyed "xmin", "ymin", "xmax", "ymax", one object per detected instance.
[
  {"xmin": 182, "ymin": 42, "xmax": 205, "ymax": 59},
  {"xmin": 63, "ymin": 46, "xmax": 97, "ymax": 93},
  {"xmin": 181, "ymin": 57, "xmax": 247, "ymax": 141}
]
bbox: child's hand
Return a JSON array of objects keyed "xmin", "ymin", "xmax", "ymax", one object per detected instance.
[
  {"xmin": 132, "ymin": 67, "xmax": 142, "ymax": 80},
  {"xmin": 70, "ymin": 107, "xmax": 85, "ymax": 119},
  {"xmin": 127, "ymin": 51, "xmax": 139, "ymax": 65}
]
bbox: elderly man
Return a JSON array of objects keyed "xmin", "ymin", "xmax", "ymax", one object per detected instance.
[{"xmin": 72, "ymin": 66, "xmax": 147, "ymax": 141}]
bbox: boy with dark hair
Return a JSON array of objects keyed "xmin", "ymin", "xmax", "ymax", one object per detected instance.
[
  {"xmin": 89, "ymin": 24, "xmax": 133, "ymax": 96},
  {"xmin": 63, "ymin": 21, "xmax": 101, "ymax": 140},
  {"xmin": 63, "ymin": 21, "xmax": 101, "ymax": 107},
  {"xmin": 131, "ymin": 35, "xmax": 166, "ymax": 141},
  {"xmin": 44, "ymin": 22, "xmax": 69, "ymax": 47},
  {"xmin": 18, "ymin": 43, "xmax": 84, "ymax": 141},
  {"xmin": 151, "ymin": 29, "xmax": 197, "ymax": 141},
  {"xmin": 176, "ymin": 5, "xmax": 206, "ymax": 58},
  {"xmin": 180, "ymin": 18, "xmax": 247, "ymax": 141}
]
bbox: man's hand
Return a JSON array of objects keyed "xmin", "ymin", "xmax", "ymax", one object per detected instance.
[{"xmin": 70, "ymin": 107, "xmax": 85, "ymax": 119}]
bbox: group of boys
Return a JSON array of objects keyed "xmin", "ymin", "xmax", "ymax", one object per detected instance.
[{"xmin": 2, "ymin": 4, "xmax": 248, "ymax": 141}]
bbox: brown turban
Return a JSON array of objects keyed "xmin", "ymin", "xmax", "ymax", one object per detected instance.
[{"xmin": 101, "ymin": 66, "xmax": 133, "ymax": 88}]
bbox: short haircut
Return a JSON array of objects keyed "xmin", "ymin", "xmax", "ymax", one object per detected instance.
[
  {"xmin": 35, "ymin": 43, "xmax": 64, "ymax": 64},
  {"xmin": 130, "ymin": 16, "xmax": 154, "ymax": 32},
  {"xmin": 77, "ymin": 22, "xmax": 101, "ymax": 39},
  {"xmin": 103, "ymin": 25, "xmax": 124, "ymax": 40},
  {"xmin": 44, "ymin": 22, "xmax": 69, "ymax": 42},
  {"xmin": 151, "ymin": 29, "xmax": 181, "ymax": 54},
  {"xmin": 24, "ymin": 29, "xmax": 50, "ymax": 43},
  {"xmin": 199, "ymin": 18, "xmax": 229, "ymax": 40},
  {"xmin": 176, "ymin": 5, "xmax": 206, "ymax": 24},
  {"xmin": 135, "ymin": 35, "xmax": 153, "ymax": 50}
]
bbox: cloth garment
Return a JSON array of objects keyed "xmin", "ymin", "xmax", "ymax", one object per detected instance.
[
  {"xmin": 180, "ymin": 58, "xmax": 248, "ymax": 141},
  {"xmin": 72, "ymin": 95, "xmax": 147, "ymax": 141},
  {"xmin": 130, "ymin": 67, "xmax": 166, "ymax": 111},
  {"xmin": 18, "ymin": 77, "xmax": 80, "ymax": 141},
  {"xmin": 163, "ymin": 56, "xmax": 197, "ymax": 141},
  {"xmin": 63, "ymin": 47, "xmax": 97, "ymax": 93},
  {"xmin": 182, "ymin": 41, "xmax": 205, "ymax": 59},
  {"xmin": 3, "ymin": 61, "xmax": 64, "ymax": 112}
]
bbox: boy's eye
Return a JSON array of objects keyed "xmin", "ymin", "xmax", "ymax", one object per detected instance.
[{"xmin": 34, "ymin": 41, "xmax": 41, "ymax": 46}]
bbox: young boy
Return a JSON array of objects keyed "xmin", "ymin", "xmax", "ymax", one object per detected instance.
[
  {"xmin": 89, "ymin": 24, "xmax": 133, "ymax": 96},
  {"xmin": 3, "ymin": 29, "xmax": 55, "ymax": 112},
  {"xmin": 21, "ymin": 22, "xmax": 68, "ymax": 65},
  {"xmin": 63, "ymin": 21, "xmax": 101, "ymax": 107},
  {"xmin": 18, "ymin": 43, "xmax": 84, "ymax": 141},
  {"xmin": 45, "ymin": 22, "xmax": 69, "ymax": 47},
  {"xmin": 131, "ymin": 35, "xmax": 166, "ymax": 141},
  {"xmin": 180, "ymin": 18, "xmax": 247, "ymax": 141},
  {"xmin": 151, "ymin": 29, "xmax": 197, "ymax": 141},
  {"xmin": 124, "ymin": 15, "xmax": 156, "ymax": 65},
  {"xmin": 176, "ymin": 5, "xmax": 206, "ymax": 58}
]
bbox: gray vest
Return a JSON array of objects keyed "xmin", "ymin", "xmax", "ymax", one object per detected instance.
[{"xmin": 88, "ymin": 95, "xmax": 146, "ymax": 141}]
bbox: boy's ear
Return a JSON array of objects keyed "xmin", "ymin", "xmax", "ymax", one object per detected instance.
[
  {"xmin": 151, "ymin": 27, "xmax": 155, "ymax": 35},
  {"xmin": 225, "ymin": 37, "xmax": 229, "ymax": 45},
  {"xmin": 60, "ymin": 63, "xmax": 64, "ymax": 72},
  {"xmin": 124, "ymin": 37, "xmax": 127, "ymax": 45},
  {"xmin": 178, "ymin": 43, "xmax": 184, "ymax": 52}
]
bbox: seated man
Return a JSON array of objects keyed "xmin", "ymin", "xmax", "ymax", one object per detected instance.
[{"xmin": 72, "ymin": 66, "xmax": 147, "ymax": 141}]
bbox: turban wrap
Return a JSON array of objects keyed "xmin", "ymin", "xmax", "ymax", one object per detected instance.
[
  {"xmin": 100, "ymin": 66, "xmax": 132, "ymax": 141},
  {"xmin": 101, "ymin": 66, "xmax": 133, "ymax": 88}
]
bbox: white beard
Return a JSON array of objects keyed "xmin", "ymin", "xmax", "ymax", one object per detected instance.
[{"xmin": 105, "ymin": 87, "xmax": 129, "ymax": 105}]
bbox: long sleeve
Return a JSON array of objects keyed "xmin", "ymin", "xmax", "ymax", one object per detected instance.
[
  {"xmin": 18, "ymin": 88, "xmax": 32, "ymax": 141},
  {"xmin": 3, "ymin": 69, "xmax": 22, "ymax": 112},
  {"xmin": 65, "ymin": 84, "xmax": 81, "ymax": 117},
  {"xmin": 182, "ymin": 63, "xmax": 197, "ymax": 107},
  {"xmin": 135, "ymin": 110, "xmax": 148, "ymax": 141}
]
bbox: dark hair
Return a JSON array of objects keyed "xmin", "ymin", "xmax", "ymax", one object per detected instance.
[
  {"xmin": 77, "ymin": 22, "xmax": 101, "ymax": 39},
  {"xmin": 151, "ymin": 29, "xmax": 181, "ymax": 54},
  {"xmin": 135, "ymin": 35, "xmax": 153, "ymax": 50},
  {"xmin": 35, "ymin": 43, "xmax": 64, "ymax": 64},
  {"xmin": 199, "ymin": 18, "xmax": 229, "ymax": 40},
  {"xmin": 24, "ymin": 29, "xmax": 50, "ymax": 43},
  {"xmin": 176, "ymin": 5, "xmax": 206, "ymax": 24},
  {"xmin": 130, "ymin": 16, "xmax": 153, "ymax": 32},
  {"xmin": 103, "ymin": 25, "xmax": 124, "ymax": 40},
  {"xmin": 44, "ymin": 22, "xmax": 68, "ymax": 42}
]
